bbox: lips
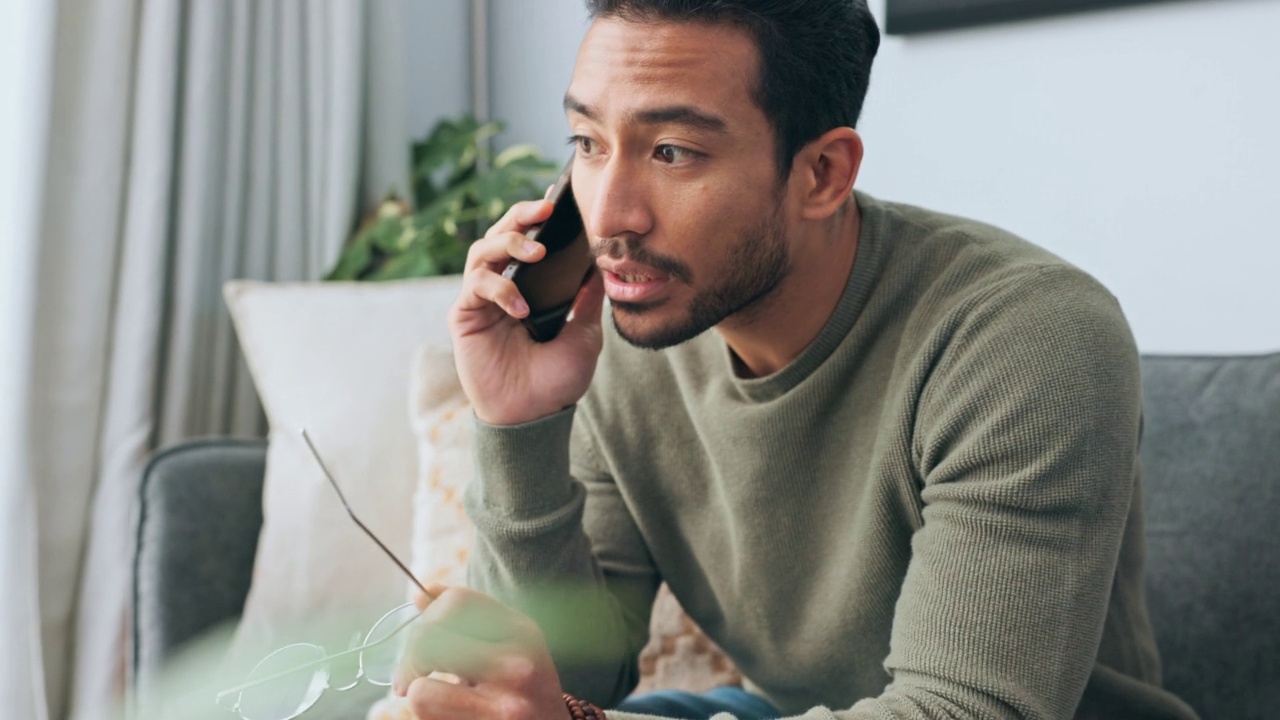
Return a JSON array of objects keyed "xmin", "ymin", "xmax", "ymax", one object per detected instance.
[
  {"xmin": 616, "ymin": 272, "xmax": 659, "ymax": 283},
  {"xmin": 598, "ymin": 260, "xmax": 670, "ymax": 304}
]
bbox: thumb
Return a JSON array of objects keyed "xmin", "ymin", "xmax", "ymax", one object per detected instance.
[
  {"xmin": 415, "ymin": 582, "xmax": 448, "ymax": 611},
  {"xmin": 564, "ymin": 268, "xmax": 605, "ymax": 333}
]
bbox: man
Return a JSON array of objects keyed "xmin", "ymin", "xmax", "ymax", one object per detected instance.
[{"xmin": 391, "ymin": 1, "xmax": 1199, "ymax": 718}]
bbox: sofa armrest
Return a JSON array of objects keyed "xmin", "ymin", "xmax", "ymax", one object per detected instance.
[{"xmin": 131, "ymin": 438, "xmax": 267, "ymax": 696}]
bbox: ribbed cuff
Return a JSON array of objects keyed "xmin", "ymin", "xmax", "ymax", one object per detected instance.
[{"xmin": 472, "ymin": 406, "xmax": 578, "ymax": 516}]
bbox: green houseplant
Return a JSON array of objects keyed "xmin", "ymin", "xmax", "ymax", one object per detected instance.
[{"xmin": 326, "ymin": 116, "xmax": 560, "ymax": 281}]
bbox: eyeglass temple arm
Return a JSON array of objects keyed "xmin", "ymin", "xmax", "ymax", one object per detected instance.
[{"xmin": 300, "ymin": 429, "xmax": 435, "ymax": 601}]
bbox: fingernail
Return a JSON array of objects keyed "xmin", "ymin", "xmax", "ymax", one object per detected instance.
[
  {"xmin": 524, "ymin": 241, "xmax": 540, "ymax": 254},
  {"xmin": 514, "ymin": 299, "xmax": 529, "ymax": 316}
]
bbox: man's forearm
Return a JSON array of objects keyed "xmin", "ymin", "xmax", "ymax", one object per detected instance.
[{"xmin": 463, "ymin": 408, "xmax": 654, "ymax": 706}]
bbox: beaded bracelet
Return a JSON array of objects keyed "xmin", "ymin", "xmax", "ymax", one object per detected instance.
[{"xmin": 563, "ymin": 692, "xmax": 606, "ymax": 720}]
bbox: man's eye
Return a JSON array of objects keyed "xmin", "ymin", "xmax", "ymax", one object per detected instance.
[
  {"xmin": 655, "ymin": 144, "xmax": 697, "ymax": 165},
  {"xmin": 568, "ymin": 135, "xmax": 598, "ymax": 156}
]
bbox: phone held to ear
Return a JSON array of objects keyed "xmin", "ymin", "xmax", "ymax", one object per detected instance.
[{"xmin": 501, "ymin": 160, "xmax": 594, "ymax": 342}]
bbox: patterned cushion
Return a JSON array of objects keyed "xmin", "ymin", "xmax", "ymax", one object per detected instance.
[{"xmin": 635, "ymin": 584, "xmax": 741, "ymax": 695}]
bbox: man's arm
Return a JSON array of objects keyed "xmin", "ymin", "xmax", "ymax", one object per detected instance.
[
  {"xmin": 393, "ymin": 194, "xmax": 651, "ymax": 720},
  {"xmin": 838, "ymin": 266, "xmax": 1143, "ymax": 719},
  {"xmin": 464, "ymin": 407, "xmax": 661, "ymax": 708}
]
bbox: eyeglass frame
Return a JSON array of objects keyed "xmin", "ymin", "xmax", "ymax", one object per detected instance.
[{"xmin": 214, "ymin": 429, "xmax": 436, "ymax": 710}]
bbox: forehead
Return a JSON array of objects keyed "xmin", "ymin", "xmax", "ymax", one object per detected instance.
[{"xmin": 567, "ymin": 17, "xmax": 762, "ymax": 125}]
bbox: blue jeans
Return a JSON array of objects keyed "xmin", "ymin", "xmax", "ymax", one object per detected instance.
[{"xmin": 614, "ymin": 686, "xmax": 782, "ymax": 719}]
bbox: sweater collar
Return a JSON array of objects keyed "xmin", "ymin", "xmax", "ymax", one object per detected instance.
[{"xmin": 723, "ymin": 190, "xmax": 887, "ymax": 402}]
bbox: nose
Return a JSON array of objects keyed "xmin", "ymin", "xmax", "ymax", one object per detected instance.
[{"xmin": 581, "ymin": 156, "xmax": 655, "ymax": 244}]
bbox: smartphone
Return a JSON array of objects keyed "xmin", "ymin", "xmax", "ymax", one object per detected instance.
[{"xmin": 501, "ymin": 160, "xmax": 593, "ymax": 342}]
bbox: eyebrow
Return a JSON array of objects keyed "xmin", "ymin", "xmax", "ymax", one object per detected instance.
[{"xmin": 564, "ymin": 93, "xmax": 730, "ymax": 135}]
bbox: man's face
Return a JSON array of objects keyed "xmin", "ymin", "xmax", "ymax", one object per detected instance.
[{"xmin": 565, "ymin": 18, "xmax": 793, "ymax": 349}]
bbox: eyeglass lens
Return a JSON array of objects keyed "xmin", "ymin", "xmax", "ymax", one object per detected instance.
[
  {"xmin": 237, "ymin": 643, "xmax": 328, "ymax": 720},
  {"xmin": 327, "ymin": 631, "xmax": 363, "ymax": 692},
  {"xmin": 361, "ymin": 603, "xmax": 421, "ymax": 686},
  {"xmin": 226, "ymin": 602, "xmax": 421, "ymax": 719}
]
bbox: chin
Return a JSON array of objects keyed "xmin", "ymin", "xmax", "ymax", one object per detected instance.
[{"xmin": 610, "ymin": 304, "xmax": 710, "ymax": 351}]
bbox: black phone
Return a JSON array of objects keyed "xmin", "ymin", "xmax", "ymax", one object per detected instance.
[{"xmin": 501, "ymin": 160, "xmax": 593, "ymax": 342}]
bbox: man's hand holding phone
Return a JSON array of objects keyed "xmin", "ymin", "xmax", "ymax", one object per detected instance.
[{"xmin": 448, "ymin": 193, "xmax": 605, "ymax": 427}]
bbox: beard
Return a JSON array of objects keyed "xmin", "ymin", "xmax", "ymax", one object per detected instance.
[{"xmin": 601, "ymin": 204, "xmax": 791, "ymax": 351}]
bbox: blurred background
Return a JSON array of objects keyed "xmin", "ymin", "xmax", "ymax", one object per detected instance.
[{"xmin": 1, "ymin": 1, "xmax": 1276, "ymax": 719}]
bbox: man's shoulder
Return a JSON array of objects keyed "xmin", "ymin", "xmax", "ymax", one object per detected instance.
[
  {"xmin": 866, "ymin": 192, "xmax": 1071, "ymax": 279},
  {"xmin": 862, "ymin": 192, "xmax": 1119, "ymax": 326}
]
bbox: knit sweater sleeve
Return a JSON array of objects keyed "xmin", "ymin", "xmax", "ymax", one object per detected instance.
[
  {"xmin": 839, "ymin": 265, "xmax": 1143, "ymax": 720},
  {"xmin": 462, "ymin": 406, "xmax": 661, "ymax": 707}
]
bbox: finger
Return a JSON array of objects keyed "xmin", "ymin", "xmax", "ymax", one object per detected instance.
[
  {"xmin": 485, "ymin": 199, "xmax": 554, "ymax": 238},
  {"xmin": 396, "ymin": 622, "xmax": 505, "ymax": 691},
  {"xmin": 460, "ymin": 268, "xmax": 529, "ymax": 318},
  {"xmin": 406, "ymin": 675, "xmax": 490, "ymax": 720},
  {"xmin": 464, "ymin": 231, "xmax": 546, "ymax": 273}
]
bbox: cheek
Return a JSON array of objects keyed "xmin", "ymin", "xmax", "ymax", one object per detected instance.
[
  {"xmin": 667, "ymin": 182, "xmax": 732, "ymax": 229},
  {"xmin": 666, "ymin": 182, "xmax": 750, "ymax": 253},
  {"xmin": 574, "ymin": 185, "xmax": 598, "ymax": 233},
  {"xmin": 657, "ymin": 185, "xmax": 715, "ymax": 258}
]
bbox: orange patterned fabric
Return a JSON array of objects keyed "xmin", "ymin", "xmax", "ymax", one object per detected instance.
[{"xmin": 634, "ymin": 584, "xmax": 741, "ymax": 695}]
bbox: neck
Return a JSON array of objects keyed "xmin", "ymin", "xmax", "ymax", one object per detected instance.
[{"xmin": 718, "ymin": 195, "xmax": 862, "ymax": 379}]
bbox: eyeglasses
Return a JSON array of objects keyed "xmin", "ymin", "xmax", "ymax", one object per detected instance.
[{"xmin": 215, "ymin": 429, "xmax": 436, "ymax": 720}]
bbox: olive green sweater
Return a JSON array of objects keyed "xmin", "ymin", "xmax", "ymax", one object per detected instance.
[{"xmin": 464, "ymin": 192, "xmax": 1198, "ymax": 720}]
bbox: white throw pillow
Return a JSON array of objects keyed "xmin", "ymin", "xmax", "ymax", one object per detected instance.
[{"xmin": 222, "ymin": 277, "xmax": 461, "ymax": 667}]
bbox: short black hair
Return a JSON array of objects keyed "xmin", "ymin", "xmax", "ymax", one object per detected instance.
[{"xmin": 584, "ymin": 0, "xmax": 881, "ymax": 176}]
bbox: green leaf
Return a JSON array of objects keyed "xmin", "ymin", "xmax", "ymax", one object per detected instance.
[
  {"xmin": 474, "ymin": 120, "xmax": 504, "ymax": 145},
  {"xmin": 464, "ymin": 144, "xmax": 482, "ymax": 169},
  {"xmin": 443, "ymin": 163, "xmax": 479, "ymax": 194},
  {"xmin": 368, "ymin": 216, "xmax": 409, "ymax": 253},
  {"xmin": 365, "ymin": 245, "xmax": 439, "ymax": 281},
  {"xmin": 472, "ymin": 166, "xmax": 545, "ymax": 210},
  {"xmin": 414, "ymin": 175, "xmax": 439, "ymax": 208},
  {"xmin": 423, "ymin": 228, "xmax": 470, "ymax": 274},
  {"xmin": 486, "ymin": 197, "xmax": 505, "ymax": 219},
  {"xmin": 324, "ymin": 241, "xmax": 373, "ymax": 281},
  {"xmin": 494, "ymin": 144, "xmax": 544, "ymax": 168},
  {"xmin": 329, "ymin": 113, "xmax": 560, "ymax": 282},
  {"xmin": 497, "ymin": 153, "xmax": 561, "ymax": 175},
  {"xmin": 412, "ymin": 117, "xmax": 484, "ymax": 185},
  {"xmin": 416, "ymin": 184, "xmax": 468, "ymax": 229},
  {"xmin": 375, "ymin": 198, "xmax": 408, "ymax": 219}
]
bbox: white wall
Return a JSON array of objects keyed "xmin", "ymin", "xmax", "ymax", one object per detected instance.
[
  {"xmin": 430, "ymin": 0, "xmax": 1280, "ymax": 354},
  {"xmin": 401, "ymin": 0, "xmax": 474, "ymax": 139},
  {"xmin": 487, "ymin": 0, "xmax": 591, "ymax": 164},
  {"xmin": 858, "ymin": 0, "xmax": 1280, "ymax": 354}
]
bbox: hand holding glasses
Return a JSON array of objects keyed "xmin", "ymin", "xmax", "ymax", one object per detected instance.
[{"xmin": 214, "ymin": 430, "xmax": 436, "ymax": 720}]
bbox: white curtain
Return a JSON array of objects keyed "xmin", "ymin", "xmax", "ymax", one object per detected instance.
[
  {"xmin": 0, "ymin": 1, "xmax": 409, "ymax": 719},
  {"xmin": 0, "ymin": 0, "xmax": 58, "ymax": 719}
]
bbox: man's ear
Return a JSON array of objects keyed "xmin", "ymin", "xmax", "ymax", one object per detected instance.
[{"xmin": 793, "ymin": 127, "xmax": 863, "ymax": 222}]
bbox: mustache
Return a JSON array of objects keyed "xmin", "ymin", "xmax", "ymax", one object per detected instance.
[{"xmin": 590, "ymin": 235, "xmax": 693, "ymax": 284}]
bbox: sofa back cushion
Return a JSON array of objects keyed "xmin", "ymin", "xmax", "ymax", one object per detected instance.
[{"xmin": 1139, "ymin": 352, "xmax": 1280, "ymax": 719}]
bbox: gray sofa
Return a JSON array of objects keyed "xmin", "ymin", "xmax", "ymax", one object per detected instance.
[{"xmin": 132, "ymin": 353, "xmax": 1280, "ymax": 719}]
